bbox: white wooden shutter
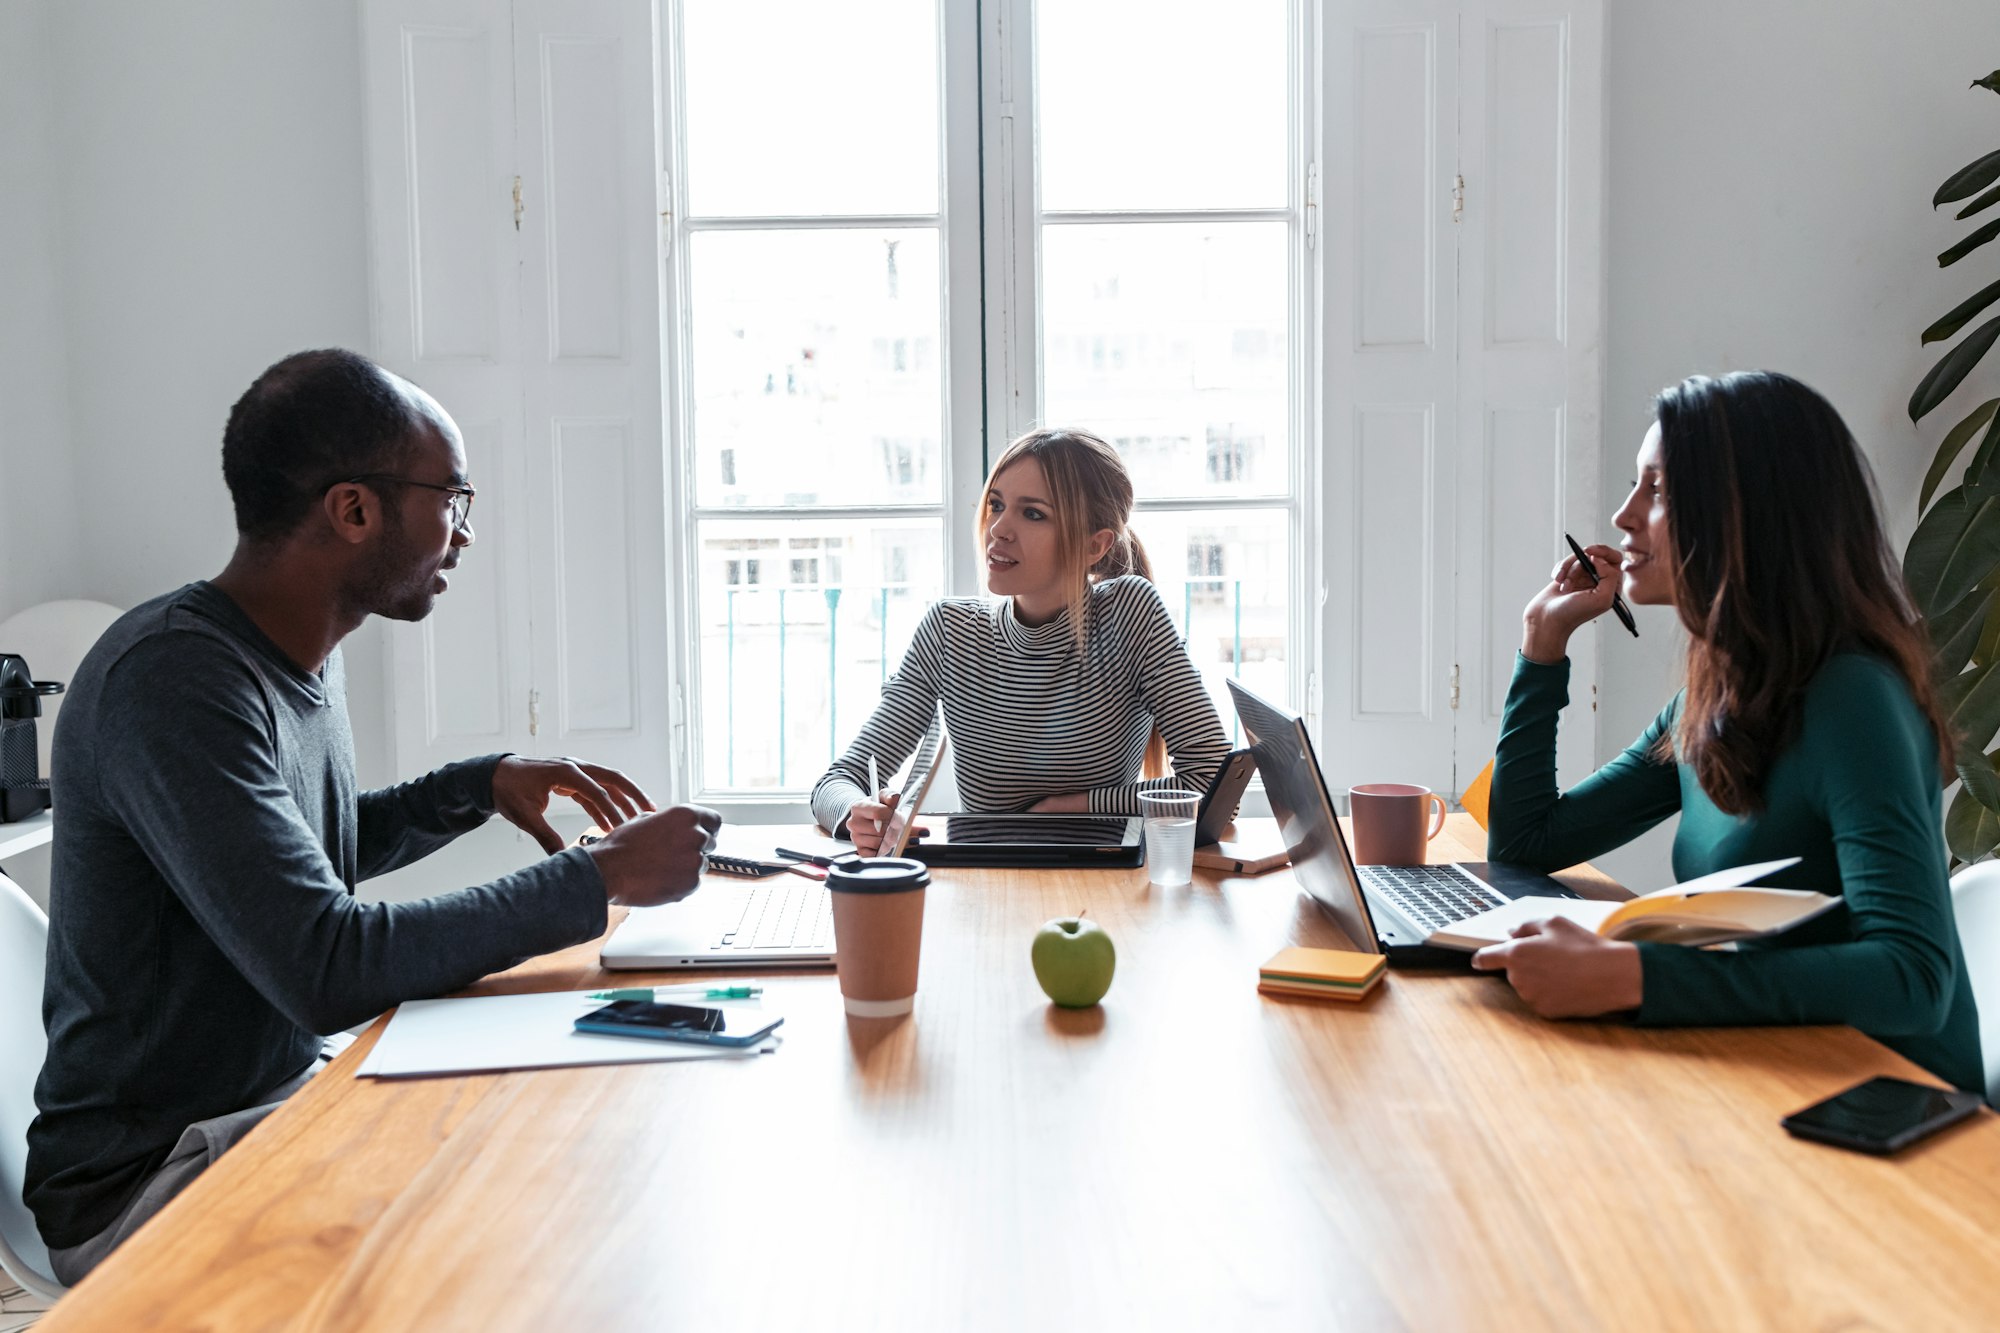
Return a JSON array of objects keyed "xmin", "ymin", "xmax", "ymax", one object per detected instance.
[
  {"xmin": 1320, "ymin": 1, "xmax": 1463, "ymax": 795},
  {"xmin": 1322, "ymin": 0, "xmax": 1602, "ymax": 800},
  {"xmin": 1453, "ymin": 0, "xmax": 1604, "ymax": 789},
  {"xmin": 361, "ymin": 0, "xmax": 537, "ymax": 775},
  {"xmin": 513, "ymin": 0, "xmax": 675, "ymax": 799},
  {"xmin": 362, "ymin": 0, "xmax": 674, "ymax": 798}
]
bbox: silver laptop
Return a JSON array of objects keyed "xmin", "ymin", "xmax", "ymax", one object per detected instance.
[
  {"xmin": 599, "ymin": 719, "xmax": 948, "ymax": 970},
  {"xmin": 600, "ymin": 873, "xmax": 838, "ymax": 970},
  {"xmin": 1226, "ymin": 680, "xmax": 1577, "ymax": 964}
]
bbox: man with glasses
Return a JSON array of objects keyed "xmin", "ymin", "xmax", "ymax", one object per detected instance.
[{"xmin": 25, "ymin": 349, "xmax": 720, "ymax": 1283}]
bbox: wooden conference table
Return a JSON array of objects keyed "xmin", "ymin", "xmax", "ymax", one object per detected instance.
[{"xmin": 40, "ymin": 816, "xmax": 2000, "ymax": 1330}]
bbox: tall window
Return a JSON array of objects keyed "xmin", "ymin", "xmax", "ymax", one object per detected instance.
[
  {"xmin": 1008, "ymin": 0, "xmax": 1303, "ymax": 745},
  {"xmin": 675, "ymin": 0, "xmax": 952, "ymax": 793},
  {"xmin": 669, "ymin": 0, "xmax": 1306, "ymax": 798}
]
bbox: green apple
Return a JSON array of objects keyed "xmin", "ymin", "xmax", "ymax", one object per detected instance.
[{"xmin": 1031, "ymin": 916, "xmax": 1116, "ymax": 1008}]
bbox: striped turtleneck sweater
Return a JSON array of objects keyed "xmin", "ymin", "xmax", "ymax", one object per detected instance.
[{"xmin": 810, "ymin": 574, "xmax": 1230, "ymax": 836}]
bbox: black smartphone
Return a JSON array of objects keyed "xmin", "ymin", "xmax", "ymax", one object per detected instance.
[
  {"xmin": 574, "ymin": 999, "xmax": 783, "ymax": 1048},
  {"xmin": 1194, "ymin": 749, "xmax": 1259, "ymax": 846},
  {"xmin": 1780, "ymin": 1076, "xmax": 1986, "ymax": 1155}
]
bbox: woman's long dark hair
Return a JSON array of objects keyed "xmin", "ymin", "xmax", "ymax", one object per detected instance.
[{"xmin": 1654, "ymin": 371, "xmax": 1953, "ymax": 813}]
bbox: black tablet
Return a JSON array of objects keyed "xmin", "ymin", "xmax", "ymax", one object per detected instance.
[{"xmin": 905, "ymin": 813, "xmax": 1144, "ymax": 867}]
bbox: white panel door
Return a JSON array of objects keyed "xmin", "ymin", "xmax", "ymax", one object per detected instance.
[
  {"xmin": 1323, "ymin": 0, "xmax": 1601, "ymax": 802},
  {"xmin": 1320, "ymin": 1, "xmax": 1460, "ymax": 796},
  {"xmin": 1455, "ymin": 0, "xmax": 1603, "ymax": 789},
  {"xmin": 515, "ymin": 0, "xmax": 675, "ymax": 799},
  {"xmin": 361, "ymin": 0, "xmax": 538, "ymax": 776}
]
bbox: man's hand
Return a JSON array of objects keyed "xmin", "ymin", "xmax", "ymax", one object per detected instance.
[
  {"xmin": 585, "ymin": 805, "xmax": 723, "ymax": 907},
  {"xmin": 1470, "ymin": 915, "xmax": 1644, "ymax": 1018},
  {"xmin": 492, "ymin": 756, "xmax": 654, "ymax": 854}
]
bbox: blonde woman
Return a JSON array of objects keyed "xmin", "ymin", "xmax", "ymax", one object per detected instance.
[{"xmin": 812, "ymin": 428, "xmax": 1230, "ymax": 853}]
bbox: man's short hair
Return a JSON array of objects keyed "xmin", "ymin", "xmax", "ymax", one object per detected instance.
[{"xmin": 221, "ymin": 349, "xmax": 430, "ymax": 542}]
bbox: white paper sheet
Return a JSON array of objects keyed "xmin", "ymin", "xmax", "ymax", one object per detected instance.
[{"xmin": 356, "ymin": 990, "xmax": 779, "ymax": 1079}]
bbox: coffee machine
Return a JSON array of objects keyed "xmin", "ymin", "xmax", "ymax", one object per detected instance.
[{"xmin": 0, "ymin": 653, "xmax": 63, "ymax": 823}]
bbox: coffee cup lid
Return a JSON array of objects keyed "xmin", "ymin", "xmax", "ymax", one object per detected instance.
[{"xmin": 826, "ymin": 857, "xmax": 931, "ymax": 893}]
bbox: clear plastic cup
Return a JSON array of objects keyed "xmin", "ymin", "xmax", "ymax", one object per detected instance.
[{"xmin": 1139, "ymin": 789, "xmax": 1201, "ymax": 887}]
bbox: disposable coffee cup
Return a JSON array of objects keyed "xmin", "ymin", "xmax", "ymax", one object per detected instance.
[{"xmin": 826, "ymin": 857, "xmax": 930, "ymax": 1017}]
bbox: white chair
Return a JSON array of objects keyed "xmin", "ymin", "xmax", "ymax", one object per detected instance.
[
  {"xmin": 1948, "ymin": 861, "xmax": 2000, "ymax": 1108},
  {"xmin": 0, "ymin": 870, "xmax": 61, "ymax": 1309},
  {"xmin": 0, "ymin": 601, "xmax": 123, "ymax": 785}
]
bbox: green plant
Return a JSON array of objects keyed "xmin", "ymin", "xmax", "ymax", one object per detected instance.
[{"xmin": 1906, "ymin": 69, "xmax": 2000, "ymax": 861}]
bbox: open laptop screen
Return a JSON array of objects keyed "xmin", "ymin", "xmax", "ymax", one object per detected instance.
[{"xmin": 1225, "ymin": 680, "xmax": 1384, "ymax": 956}]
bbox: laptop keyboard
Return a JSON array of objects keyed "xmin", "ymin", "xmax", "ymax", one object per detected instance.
[
  {"xmin": 717, "ymin": 882, "xmax": 834, "ymax": 952},
  {"xmin": 1357, "ymin": 864, "xmax": 1505, "ymax": 932}
]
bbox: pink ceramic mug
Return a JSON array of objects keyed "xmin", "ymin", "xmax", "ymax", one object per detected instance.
[{"xmin": 1348, "ymin": 783, "xmax": 1448, "ymax": 865}]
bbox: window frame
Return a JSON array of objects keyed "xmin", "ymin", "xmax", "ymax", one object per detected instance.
[
  {"xmin": 659, "ymin": 0, "xmax": 1320, "ymax": 818},
  {"xmin": 982, "ymin": 0, "xmax": 1321, "ymax": 767}
]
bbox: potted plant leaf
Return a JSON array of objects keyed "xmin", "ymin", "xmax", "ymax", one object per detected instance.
[{"xmin": 1906, "ymin": 67, "xmax": 2000, "ymax": 861}]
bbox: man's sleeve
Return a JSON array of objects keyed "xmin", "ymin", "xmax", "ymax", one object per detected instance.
[
  {"xmin": 356, "ymin": 755, "xmax": 506, "ymax": 880},
  {"xmin": 97, "ymin": 634, "xmax": 607, "ymax": 1035}
]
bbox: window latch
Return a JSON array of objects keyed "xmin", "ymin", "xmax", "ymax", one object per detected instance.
[{"xmin": 1305, "ymin": 162, "xmax": 1319, "ymax": 249}]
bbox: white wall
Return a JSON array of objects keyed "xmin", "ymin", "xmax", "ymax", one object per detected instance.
[
  {"xmin": 1591, "ymin": 0, "xmax": 2000, "ymax": 889},
  {"xmin": 37, "ymin": 0, "xmax": 396, "ymax": 789},
  {"xmin": 0, "ymin": 1, "xmax": 81, "ymax": 908},
  {"xmin": 0, "ymin": 0, "xmax": 80, "ymax": 621}
]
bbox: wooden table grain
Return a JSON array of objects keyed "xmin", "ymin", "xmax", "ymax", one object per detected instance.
[{"xmin": 39, "ymin": 816, "xmax": 2000, "ymax": 1330}]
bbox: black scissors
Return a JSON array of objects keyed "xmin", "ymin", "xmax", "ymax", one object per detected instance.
[{"xmin": 1564, "ymin": 534, "xmax": 1639, "ymax": 638}]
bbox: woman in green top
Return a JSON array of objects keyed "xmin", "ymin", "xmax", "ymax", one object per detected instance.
[{"xmin": 1473, "ymin": 371, "xmax": 1983, "ymax": 1093}]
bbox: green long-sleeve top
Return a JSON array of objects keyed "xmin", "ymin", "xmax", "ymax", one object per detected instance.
[{"xmin": 1488, "ymin": 651, "xmax": 1982, "ymax": 1094}]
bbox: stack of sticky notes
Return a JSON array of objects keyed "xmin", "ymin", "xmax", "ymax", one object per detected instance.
[{"xmin": 1258, "ymin": 946, "xmax": 1387, "ymax": 1003}]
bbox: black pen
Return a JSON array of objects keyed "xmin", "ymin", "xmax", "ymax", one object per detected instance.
[
  {"xmin": 775, "ymin": 846, "xmax": 861, "ymax": 868},
  {"xmin": 1564, "ymin": 533, "xmax": 1639, "ymax": 638}
]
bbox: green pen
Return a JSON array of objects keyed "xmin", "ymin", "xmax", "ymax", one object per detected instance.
[{"xmin": 585, "ymin": 985, "xmax": 762, "ymax": 1002}]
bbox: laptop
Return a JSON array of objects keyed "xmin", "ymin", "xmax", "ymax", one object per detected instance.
[
  {"xmin": 599, "ymin": 719, "xmax": 950, "ymax": 970},
  {"xmin": 1225, "ymin": 679, "xmax": 1580, "ymax": 966}
]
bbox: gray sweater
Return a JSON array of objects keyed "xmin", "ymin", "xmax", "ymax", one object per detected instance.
[{"xmin": 25, "ymin": 582, "xmax": 607, "ymax": 1249}]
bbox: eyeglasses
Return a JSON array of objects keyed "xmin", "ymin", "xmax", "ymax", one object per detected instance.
[{"xmin": 338, "ymin": 474, "xmax": 476, "ymax": 532}]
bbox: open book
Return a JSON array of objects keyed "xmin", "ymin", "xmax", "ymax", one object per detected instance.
[{"xmin": 1429, "ymin": 857, "xmax": 1839, "ymax": 951}]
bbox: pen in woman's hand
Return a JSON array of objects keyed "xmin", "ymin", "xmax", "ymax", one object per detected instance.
[{"xmin": 1563, "ymin": 533, "xmax": 1639, "ymax": 638}]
